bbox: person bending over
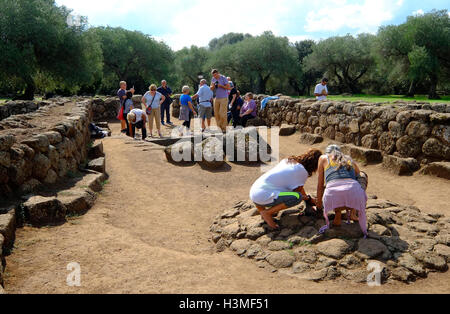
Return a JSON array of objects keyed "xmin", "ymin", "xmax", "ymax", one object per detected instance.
[
  {"xmin": 127, "ymin": 108, "xmax": 148, "ymax": 140},
  {"xmin": 316, "ymin": 145, "xmax": 368, "ymax": 237},
  {"xmin": 250, "ymin": 149, "xmax": 323, "ymax": 229}
]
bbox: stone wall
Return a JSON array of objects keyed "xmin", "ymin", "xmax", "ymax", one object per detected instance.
[
  {"xmin": 91, "ymin": 96, "xmax": 144, "ymax": 121},
  {"xmin": 0, "ymin": 99, "xmax": 94, "ymax": 199},
  {"xmin": 256, "ymin": 96, "xmax": 450, "ymax": 163},
  {"xmin": 0, "ymin": 98, "xmax": 83, "ymax": 121}
]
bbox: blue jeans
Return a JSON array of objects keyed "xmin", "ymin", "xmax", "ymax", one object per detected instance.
[{"xmin": 160, "ymin": 102, "xmax": 171, "ymax": 123}]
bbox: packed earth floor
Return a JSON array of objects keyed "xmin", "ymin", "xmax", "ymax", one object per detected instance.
[{"xmin": 3, "ymin": 120, "xmax": 450, "ymax": 294}]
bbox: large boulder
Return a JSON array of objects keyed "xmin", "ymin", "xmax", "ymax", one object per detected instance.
[
  {"xmin": 299, "ymin": 133, "xmax": 323, "ymax": 145},
  {"xmin": 194, "ymin": 137, "xmax": 225, "ymax": 170},
  {"xmin": 88, "ymin": 142, "xmax": 105, "ymax": 159},
  {"xmin": 422, "ymin": 138, "xmax": 450, "ymax": 160},
  {"xmin": 382, "ymin": 155, "xmax": 420, "ymax": 176},
  {"xmin": 0, "ymin": 211, "xmax": 16, "ymax": 252},
  {"xmin": 316, "ymin": 239, "xmax": 352, "ymax": 259},
  {"xmin": 396, "ymin": 136, "xmax": 423, "ymax": 158},
  {"xmin": 165, "ymin": 141, "xmax": 194, "ymax": 164},
  {"xmin": 32, "ymin": 153, "xmax": 51, "ymax": 180},
  {"xmin": 22, "ymin": 196, "xmax": 67, "ymax": 226},
  {"xmin": 419, "ymin": 162, "xmax": 450, "ymax": 180},
  {"xmin": 224, "ymin": 128, "xmax": 272, "ymax": 164},
  {"xmin": 58, "ymin": 189, "xmax": 97, "ymax": 216},
  {"xmin": 88, "ymin": 157, "xmax": 106, "ymax": 173},
  {"xmin": 341, "ymin": 145, "xmax": 383, "ymax": 165},
  {"xmin": 279, "ymin": 124, "xmax": 296, "ymax": 136},
  {"xmin": 266, "ymin": 250, "xmax": 295, "ymax": 268}
]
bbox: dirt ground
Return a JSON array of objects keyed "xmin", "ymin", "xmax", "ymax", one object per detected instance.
[{"xmin": 3, "ymin": 120, "xmax": 450, "ymax": 294}]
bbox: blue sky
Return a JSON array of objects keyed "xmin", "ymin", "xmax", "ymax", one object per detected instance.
[{"xmin": 56, "ymin": 0, "xmax": 449, "ymax": 50}]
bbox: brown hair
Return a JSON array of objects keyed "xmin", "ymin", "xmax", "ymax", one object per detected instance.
[
  {"xmin": 288, "ymin": 149, "xmax": 323, "ymax": 176},
  {"xmin": 245, "ymin": 92, "xmax": 254, "ymax": 99}
]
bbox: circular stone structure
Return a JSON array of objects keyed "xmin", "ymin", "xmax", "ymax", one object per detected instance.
[{"xmin": 210, "ymin": 199, "xmax": 450, "ymax": 283}]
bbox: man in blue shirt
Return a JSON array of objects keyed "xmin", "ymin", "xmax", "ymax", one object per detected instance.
[
  {"xmin": 192, "ymin": 79, "xmax": 214, "ymax": 131},
  {"xmin": 157, "ymin": 80, "xmax": 173, "ymax": 126}
]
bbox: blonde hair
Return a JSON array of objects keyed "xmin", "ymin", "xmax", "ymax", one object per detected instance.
[
  {"xmin": 120, "ymin": 81, "xmax": 126, "ymax": 86},
  {"xmin": 127, "ymin": 112, "xmax": 136, "ymax": 123},
  {"xmin": 182, "ymin": 85, "xmax": 190, "ymax": 93},
  {"xmin": 149, "ymin": 84, "xmax": 157, "ymax": 91}
]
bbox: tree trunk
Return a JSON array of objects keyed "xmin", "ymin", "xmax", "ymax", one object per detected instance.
[
  {"xmin": 406, "ymin": 80, "xmax": 416, "ymax": 97},
  {"xmin": 257, "ymin": 74, "xmax": 270, "ymax": 94},
  {"xmin": 428, "ymin": 76, "xmax": 440, "ymax": 99}
]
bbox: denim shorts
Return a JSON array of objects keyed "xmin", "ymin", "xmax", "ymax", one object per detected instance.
[{"xmin": 256, "ymin": 192, "xmax": 303, "ymax": 208}]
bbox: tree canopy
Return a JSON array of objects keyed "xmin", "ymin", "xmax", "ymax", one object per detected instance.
[{"xmin": 0, "ymin": 1, "xmax": 448, "ymax": 99}]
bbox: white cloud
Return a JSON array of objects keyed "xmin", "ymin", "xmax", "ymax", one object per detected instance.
[
  {"xmin": 55, "ymin": 0, "xmax": 408, "ymax": 50},
  {"xmin": 304, "ymin": 0, "xmax": 402, "ymax": 33},
  {"xmin": 413, "ymin": 9, "xmax": 425, "ymax": 15},
  {"xmin": 57, "ymin": 0, "xmax": 308, "ymax": 50}
]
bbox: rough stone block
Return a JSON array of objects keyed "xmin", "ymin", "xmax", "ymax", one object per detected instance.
[
  {"xmin": 299, "ymin": 133, "xmax": 323, "ymax": 145},
  {"xmin": 341, "ymin": 145, "xmax": 383, "ymax": 165},
  {"xmin": 22, "ymin": 196, "xmax": 67, "ymax": 226},
  {"xmin": 87, "ymin": 157, "xmax": 106, "ymax": 173},
  {"xmin": 382, "ymin": 155, "xmax": 420, "ymax": 176},
  {"xmin": 419, "ymin": 162, "xmax": 450, "ymax": 180}
]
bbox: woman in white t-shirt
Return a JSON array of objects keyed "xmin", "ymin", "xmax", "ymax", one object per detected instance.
[
  {"xmin": 142, "ymin": 84, "xmax": 166, "ymax": 138},
  {"xmin": 250, "ymin": 149, "xmax": 323, "ymax": 229}
]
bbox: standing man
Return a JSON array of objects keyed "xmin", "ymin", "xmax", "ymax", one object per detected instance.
[
  {"xmin": 227, "ymin": 76, "xmax": 234, "ymax": 96},
  {"xmin": 314, "ymin": 78, "xmax": 329, "ymax": 101},
  {"xmin": 210, "ymin": 69, "xmax": 231, "ymax": 132},
  {"xmin": 117, "ymin": 81, "xmax": 135, "ymax": 133},
  {"xmin": 192, "ymin": 79, "xmax": 214, "ymax": 132},
  {"xmin": 157, "ymin": 80, "xmax": 173, "ymax": 126}
]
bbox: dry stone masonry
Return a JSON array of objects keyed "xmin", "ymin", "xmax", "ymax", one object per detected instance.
[
  {"xmin": 255, "ymin": 95, "xmax": 450, "ymax": 178},
  {"xmin": 211, "ymin": 199, "xmax": 450, "ymax": 284},
  {"xmin": 0, "ymin": 97, "xmax": 110, "ymax": 292}
]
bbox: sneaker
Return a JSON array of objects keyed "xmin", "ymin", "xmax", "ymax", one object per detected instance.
[
  {"xmin": 161, "ymin": 121, "xmax": 165, "ymax": 126},
  {"xmin": 167, "ymin": 122, "xmax": 174, "ymax": 126}
]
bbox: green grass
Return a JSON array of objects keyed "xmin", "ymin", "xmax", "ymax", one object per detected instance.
[
  {"xmin": 0, "ymin": 97, "xmax": 11, "ymax": 105},
  {"xmin": 294, "ymin": 94, "xmax": 450, "ymax": 104}
]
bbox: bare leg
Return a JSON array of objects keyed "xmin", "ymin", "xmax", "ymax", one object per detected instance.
[
  {"xmin": 121, "ymin": 120, "xmax": 126, "ymax": 130},
  {"xmin": 257, "ymin": 204, "xmax": 287, "ymax": 229},
  {"xmin": 350, "ymin": 209, "xmax": 359, "ymax": 221},
  {"xmin": 202, "ymin": 119, "xmax": 206, "ymax": 130},
  {"xmin": 207, "ymin": 118, "xmax": 212, "ymax": 128},
  {"xmin": 333, "ymin": 208, "xmax": 342, "ymax": 226}
]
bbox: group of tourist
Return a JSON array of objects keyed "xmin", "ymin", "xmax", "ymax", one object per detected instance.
[
  {"xmin": 250, "ymin": 144, "xmax": 368, "ymax": 237},
  {"xmin": 117, "ymin": 75, "xmax": 365, "ymax": 237},
  {"xmin": 116, "ymin": 69, "xmax": 258, "ymax": 139}
]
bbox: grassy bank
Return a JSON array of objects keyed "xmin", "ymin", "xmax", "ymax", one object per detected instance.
[{"xmin": 293, "ymin": 94, "xmax": 450, "ymax": 104}]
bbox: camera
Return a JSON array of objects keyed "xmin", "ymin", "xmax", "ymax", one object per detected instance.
[{"xmin": 215, "ymin": 81, "xmax": 219, "ymax": 89}]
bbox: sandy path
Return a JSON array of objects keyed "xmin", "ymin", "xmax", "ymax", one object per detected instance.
[{"xmin": 4, "ymin": 122, "xmax": 450, "ymax": 294}]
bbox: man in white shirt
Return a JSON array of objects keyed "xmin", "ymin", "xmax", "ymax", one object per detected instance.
[
  {"xmin": 127, "ymin": 108, "xmax": 148, "ymax": 140},
  {"xmin": 314, "ymin": 78, "xmax": 329, "ymax": 101},
  {"xmin": 192, "ymin": 79, "xmax": 214, "ymax": 131}
]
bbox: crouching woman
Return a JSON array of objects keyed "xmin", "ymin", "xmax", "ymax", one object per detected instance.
[
  {"xmin": 316, "ymin": 145, "xmax": 368, "ymax": 237},
  {"xmin": 249, "ymin": 149, "xmax": 323, "ymax": 229}
]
